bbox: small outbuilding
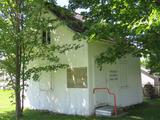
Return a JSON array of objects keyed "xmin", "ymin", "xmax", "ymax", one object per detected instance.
[
  {"xmin": 25, "ymin": 4, "xmax": 143, "ymax": 116},
  {"xmin": 141, "ymin": 67, "xmax": 160, "ymax": 96}
]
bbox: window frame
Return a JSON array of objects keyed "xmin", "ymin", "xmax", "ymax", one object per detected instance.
[
  {"xmin": 42, "ymin": 30, "xmax": 51, "ymax": 45},
  {"xmin": 67, "ymin": 67, "xmax": 88, "ymax": 88}
]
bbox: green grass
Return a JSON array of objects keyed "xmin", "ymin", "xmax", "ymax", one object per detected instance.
[
  {"xmin": 0, "ymin": 90, "xmax": 14, "ymax": 113},
  {"xmin": 1, "ymin": 90, "xmax": 160, "ymax": 120}
]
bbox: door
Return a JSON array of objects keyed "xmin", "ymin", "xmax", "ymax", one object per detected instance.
[{"xmin": 92, "ymin": 59, "xmax": 109, "ymax": 107}]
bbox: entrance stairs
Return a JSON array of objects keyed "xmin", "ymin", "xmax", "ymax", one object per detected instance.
[{"xmin": 95, "ymin": 105, "xmax": 126, "ymax": 117}]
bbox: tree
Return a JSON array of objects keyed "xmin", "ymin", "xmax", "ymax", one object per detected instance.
[
  {"xmin": 69, "ymin": 0, "xmax": 160, "ymax": 73},
  {"xmin": 0, "ymin": 1, "xmax": 80, "ymax": 119}
]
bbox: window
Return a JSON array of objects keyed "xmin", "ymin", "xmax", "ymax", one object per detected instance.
[
  {"xmin": 42, "ymin": 30, "xmax": 51, "ymax": 44},
  {"xmin": 67, "ymin": 67, "xmax": 87, "ymax": 88}
]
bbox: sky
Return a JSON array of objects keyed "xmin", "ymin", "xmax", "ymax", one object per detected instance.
[
  {"xmin": 56, "ymin": 0, "xmax": 87, "ymax": 13},
  {"xmin": 57, "ymin": 0, "xmax": 69, "ymax": 7}
]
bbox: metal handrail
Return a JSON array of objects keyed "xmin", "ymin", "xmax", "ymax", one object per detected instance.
[{"xmin": 93, "ymin": 88, "xmax": 117, "ymax": 115}]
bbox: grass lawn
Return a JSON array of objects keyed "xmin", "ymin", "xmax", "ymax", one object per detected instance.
[{"xmin": 1, "ymin": 90, "xmax": 160, "ymax": 120}]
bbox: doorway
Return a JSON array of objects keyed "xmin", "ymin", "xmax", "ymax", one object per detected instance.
[{"xmin": 92, "ymin": 58, "xmax": 109, "ymax": 107}]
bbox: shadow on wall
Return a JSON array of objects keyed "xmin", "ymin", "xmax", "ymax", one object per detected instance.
[
  {"xmin": 25, "ymin": 78, "xmax": 89, "ymax": 115},
  {"xmin": 24, "ymin": 28, "xmax": 89, "ymax": 115}
]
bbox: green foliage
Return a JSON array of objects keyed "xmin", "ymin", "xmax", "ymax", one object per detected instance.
[
  {"xmin": 0, "ymin": 0, "xmax": 80, "ymax": 83},
  {"xmin": 0, "ymin": 1, "xmax": 81, "ymax": 119},
  {"xmin": 69, "ymin": 0, "xmax": 160, "ymax": 73}
]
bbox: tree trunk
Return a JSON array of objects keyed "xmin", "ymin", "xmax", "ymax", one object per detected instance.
[
  {"xmin": 21, "ymin": 44, "xmax": 25, "ymax": 113},
  {"xmin": 15, "ymin": 41, "xmax": 22, "ymax": 120},
  {"xmin": 21, "ymin": 0, "xmax": 25, "ymax": 112},
  {"xmin": 15, "ymin": 0, "xmax": 22, "ymax": 119}
]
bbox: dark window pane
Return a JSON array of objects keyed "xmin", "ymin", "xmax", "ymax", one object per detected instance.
[
  {"xmin": 47, "ymin": 31, "xmax": 51, "ymax": 44},
  {"xmin": 42, "ymin": 30, "xmax": 51, "ymax": 44},
  {"xmin": 42, "ymin": 31, "xmax": 46, "ymax": 44}
]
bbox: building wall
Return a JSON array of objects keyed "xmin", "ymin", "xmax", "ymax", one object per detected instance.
[
  {"xmin": 88, "ymin": 42, "xmax": 143, "ymax": 114},
  {"xmin": 25, "ymin": 10, "xmax": 143, "ymax": 116},
  {"xmin": 141, "ymin": 72, "xmax": 155, "ymax": 87},
  {"xmin": 25, "ymin": 11, "xmax": 90, "ymax": 115}
]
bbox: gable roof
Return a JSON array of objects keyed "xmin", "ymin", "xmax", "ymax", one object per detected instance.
[
  {"xmin": 46, "ymin": 3, "xmax": 85, "ymax": 33},
  {"xmin": 45, "ymin": 3, "xmax": 115, "ymax": 44}
]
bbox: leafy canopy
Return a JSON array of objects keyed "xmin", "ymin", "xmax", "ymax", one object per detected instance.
[
  {"xmin": 0, "ymin": 0, "xmax": 81, "ymax": 82},
  {"xmin": 0, "ymin": 1, "xmax": 82, "ymax": 119},
  {"xmin": 69, "ymin": 0, "xmax": 160, "ymax": 73}
]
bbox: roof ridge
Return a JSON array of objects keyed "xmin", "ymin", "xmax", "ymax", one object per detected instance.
[{"xmin": 45, "ymin": 2, "xmax": 85, "ymax": 32}]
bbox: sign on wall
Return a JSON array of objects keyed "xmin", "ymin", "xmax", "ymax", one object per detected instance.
[{"xmin": 109, "ymin": 70, "xmax": 118, "ymax": 81}]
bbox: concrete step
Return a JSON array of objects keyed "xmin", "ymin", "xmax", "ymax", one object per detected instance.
[{"xmin": 95, "ymin": 106, "xmax": 124, "ymax": 117}]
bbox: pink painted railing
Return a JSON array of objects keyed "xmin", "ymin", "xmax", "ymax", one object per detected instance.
[{"xmin": 93, "ymin": 88, "xmax": 117, "ymax": 115}]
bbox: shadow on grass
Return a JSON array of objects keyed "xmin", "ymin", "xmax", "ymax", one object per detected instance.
[
  {"xmin": 0, "ymin": 109, "xmax": 135, "ymax": 120},
  {"xmin": 127, "ymin": 98, "xmax": 160, "ymax": 120},
  {"xmin": 1, "ymin": 99, "xmax": 160, "ymax": 120},
  {"xmin": 0, "ymin": 110, "xmax": 91, "ymax": 120},
  {"xmin": 23, "ymin": 109, "xmax": 91, "ymax": 120},
  {"xmin": 0, "ymin": 111, "xmax": 15, "ymax": 120}
]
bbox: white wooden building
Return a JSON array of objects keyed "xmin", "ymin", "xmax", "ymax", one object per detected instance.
[{"xmin": 24, "ymin": 4, "xmax": 143, "ymax": 116}]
